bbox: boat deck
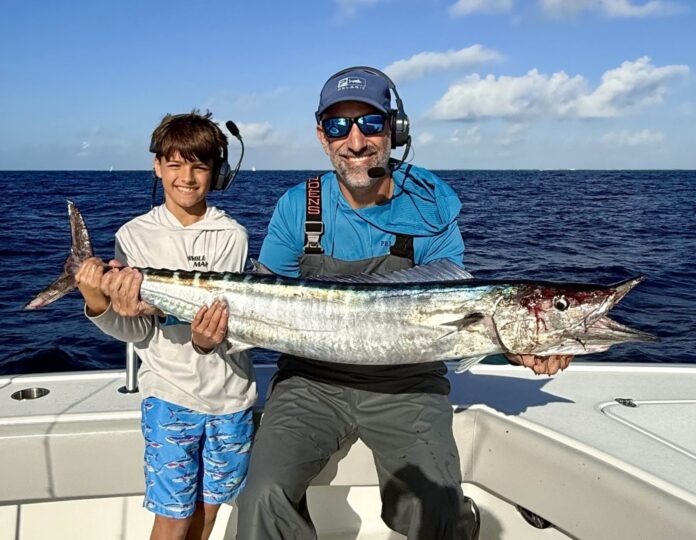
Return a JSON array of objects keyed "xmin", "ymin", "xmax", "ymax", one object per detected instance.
[{"xmin": 1, "ymin": 362, "xmax": 695, "ymax": 539}]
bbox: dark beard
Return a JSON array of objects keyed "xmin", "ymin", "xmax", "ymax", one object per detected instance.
[{"xmin": 331, "ymin": 144, "xmax": 390, "ymax": 190}]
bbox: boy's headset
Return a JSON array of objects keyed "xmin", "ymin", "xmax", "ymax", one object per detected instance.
[
  {"xmin": 149, "ymin": 119, "xmax": 244, "ymax": 194},
  {"xmin": 319, "ymin": 66, "xmax": 411, "ymax": 176}
]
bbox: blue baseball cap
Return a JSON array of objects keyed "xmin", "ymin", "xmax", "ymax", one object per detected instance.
[{"xmin": 315, "ymin": 68, "xmax": 392, "ymax": 122}]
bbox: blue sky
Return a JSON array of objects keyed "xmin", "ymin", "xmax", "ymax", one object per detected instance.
[{"xmin": 1, "ymin": 0, "xmax": 694, "ymax": 170}]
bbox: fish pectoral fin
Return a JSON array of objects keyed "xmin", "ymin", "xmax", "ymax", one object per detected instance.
[
  {"xmin": 436, "ymin": 312, "xmax": 503, "ymax": 374},
  {"xmin": 451, "ymin": 312, "xmax": 485, "ymax": 330},
  {"xmin": 436, "ymin": 312, "xmax": 486, "ymax": 340},
  {"xmin": 225, "ymin": 339, "xmax": 254, "ymax": 355},
  {"xmin": 454, "ymin": 356, "xmax": 487, "ymax": 374}
]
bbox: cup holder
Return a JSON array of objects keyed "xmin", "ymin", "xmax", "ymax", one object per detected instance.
[{"xmin": 11, "ymin": 387, "xmax": 50, "ymax": 401}]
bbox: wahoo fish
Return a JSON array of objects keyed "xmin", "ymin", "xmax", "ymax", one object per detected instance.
[{"xmin": 26, "ymin": 201, "xmax": 655, "ymax": 371}]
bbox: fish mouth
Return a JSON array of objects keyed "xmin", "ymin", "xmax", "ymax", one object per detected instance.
[
  {"xmin": 583, "ymin": 316, "xmax": 656, "ymax": 344},
  {"xmin": 609, "ymin": 275, "xmax": 644, "ymax": 307},
  {"xmin": 530, "ymin": 315, "xmax": 656, "ymax": 355},
  {"xmin": 579, "ymin": 275, "xmax": 645, "ymax": 328}
]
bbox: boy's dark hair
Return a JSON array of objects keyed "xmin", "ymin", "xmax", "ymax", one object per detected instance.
[{"xmin": 150, "ymin": 110, "xmax": 228, "ymax": 167}]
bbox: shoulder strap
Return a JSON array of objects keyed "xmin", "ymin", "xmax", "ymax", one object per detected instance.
[
  {"xmin": 304, "ymin": 176, "xmax": 324, "ymax": 254},
  {"xmin": 389, "ymin": 233, "xmax": 414, "ymax": 261}
]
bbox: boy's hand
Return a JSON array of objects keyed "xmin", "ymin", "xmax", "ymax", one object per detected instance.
[
  {"xmin": 191, "ymin": 301, "xmax": 228, "ymax": 354},
  {"xmin": 76, "ymin": 257, "xmax": 109, "ymax": 316},
  {"xmin": 506, "ymin": 353, "xmax": 573, "ymax": 375},
  {"xmin": 106, "ymin": 267, "xmax": 161, "ymax": 317}
]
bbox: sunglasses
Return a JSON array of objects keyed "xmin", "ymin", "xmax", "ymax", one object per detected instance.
[{"xmin": 321, "ymin": 114, "xmax": 387, "ymax": 139}]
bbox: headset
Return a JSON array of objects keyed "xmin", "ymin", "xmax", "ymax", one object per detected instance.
[
  {"xmin": 319, "ymin": 66, "xmax": 412, "ymax": 174},
  {"xmin": 149, "ymin": 119, "xmax": 244, "ymax": 193}
]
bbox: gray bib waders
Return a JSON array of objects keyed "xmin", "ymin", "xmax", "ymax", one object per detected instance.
[{"xmin": 235, "ymin": 177, "xmax": 480, "ymax": 540}]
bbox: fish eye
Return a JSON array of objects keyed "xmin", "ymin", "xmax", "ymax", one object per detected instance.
[{"xmin": 553, "ymin": 296, "xmax": 569, "ymax": 311}]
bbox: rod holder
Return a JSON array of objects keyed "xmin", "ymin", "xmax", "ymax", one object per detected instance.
[{"xmin": 119, "ymin": 342, "xmax": 139, "ymax": 394}]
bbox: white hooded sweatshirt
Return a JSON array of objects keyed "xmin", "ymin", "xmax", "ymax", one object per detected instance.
[{"xmin": 88, "ymin": 204, "xmax": 256, "ymax": 414}]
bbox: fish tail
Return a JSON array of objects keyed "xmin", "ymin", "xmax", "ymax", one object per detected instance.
[{"xmin": 24, "ymin": 200, "xmax": 94, "ymax": 310}]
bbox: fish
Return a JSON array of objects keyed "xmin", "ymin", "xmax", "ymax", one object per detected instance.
[
  {"xmin": 157, "ymin": 421, "xmax": 200, "ymax": 431},
  {"xmin": 26, "ymin": 201, "xmax": 655, "ymax": 372},
  {"xmin": 165, "ymin": 434, "xmax": 198, "ymax": 446}
]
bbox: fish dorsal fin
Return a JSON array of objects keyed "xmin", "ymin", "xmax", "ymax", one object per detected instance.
[{"xmin": 308, "ymin": 259, "xmax": 474, "ymax": 285}]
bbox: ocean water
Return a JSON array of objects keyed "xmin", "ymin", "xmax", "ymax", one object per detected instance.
[{"xmin": 1, "ymin": 169, "xmax": 694, "ymax": 375}]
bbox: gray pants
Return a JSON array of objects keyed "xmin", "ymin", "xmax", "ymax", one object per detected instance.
[{"xmin": 236, "ymin": 377, "xmax": 479, "ymax": 540}]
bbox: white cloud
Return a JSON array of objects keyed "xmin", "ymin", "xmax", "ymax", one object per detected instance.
[
  {"xmin": 450, "ymin": 125, "xmax": 482, "ymax": 145},
  {"xmin": 418, "ymin": 132, "xmax": 435, "ymax": 146},
  {"xmin": 233, "ymin": 122, "xmax": 279, "ymax": 147},
  {"xmin": 75, "ymin": 127, "xmax": 134, "ymax": 159},
  {"xmin": 601, "ymin": 129, "xmax": 664, "ymax": 145},
  {"xmin": 430, "ymin": 57, "xmax": 689, "ymax": 121},
  {"xmin": 540, "ymin": 0, "xmax": 683, "ymax": 18},
  {"xmin": 449, "ymin": 0, "xmax": 514, "ymax": 17},
  {"xmin": 570, "ymin": 57, "xmax": 689, "ymax": 117},
  {"xmin": 496, "ymin": 123, "xmax": 529, "ymax": 145},
  {"xmin": 431, "ymin": 69, "xmax": 587, "ymax": 120},
  {"xmin": 336, "ymin": 0, "xmax": 382, "ymax": 17},
  {"xmin": 384, "ymin": 45, "xmax": 503, "ymax": 84}
]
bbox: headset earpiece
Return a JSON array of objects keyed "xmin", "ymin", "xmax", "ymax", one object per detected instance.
[
  {"xmin": 214, "ymin": 159, "xmax": 233, "ymax": 191},
  {"xmin": 390, "ymin": 107, "xmax": 410, "ymax": 149},
  {"xmin": 211, "ymin": 143, "xmax": 232, "ymax": 191}
]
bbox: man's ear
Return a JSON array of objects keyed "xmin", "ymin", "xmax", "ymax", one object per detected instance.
[{"xmin": 316, "ymin": 125, "xmax": 329, "ymax": 155}]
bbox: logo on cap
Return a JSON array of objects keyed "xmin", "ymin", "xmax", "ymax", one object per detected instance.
[{"xmin": 337, "ymin": 77, "xmax": 366, "ymax": 91}]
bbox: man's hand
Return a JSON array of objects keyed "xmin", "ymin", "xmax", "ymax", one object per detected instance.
[
  {"xmin": 103, "ymin": 267, "xmax": 161, "ymax": 317},
  {"xmin": 75, "ymin": 257, "xmax": 109, "ymax": 316},
  {"xmin": 191, "ymin": 301, "xmax": 228, "ymax": 353},
  {"xmin": 506, "ymin": 354, "xmax": 573, "ymax": 375}
]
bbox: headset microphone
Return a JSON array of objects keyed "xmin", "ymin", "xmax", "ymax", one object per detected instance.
[
  {"xmin": 367, "ymin": 136, "xmax": 412, "ymax": 179},
  {"xmin": 226, "ymin": 120, "xmax": 241, "ymax": 138},
  {"xmin": 224, "ymin": 120, "xmax": 245, "ymax": 193},
  {"xmin": 367, "ymin": 167, "xmax": 386, "ymax": 179}
]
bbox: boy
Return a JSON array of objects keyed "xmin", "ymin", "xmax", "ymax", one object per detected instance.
[{"xmin": 75, "ymin": 111, "xmax": 255, "ymax": 540}]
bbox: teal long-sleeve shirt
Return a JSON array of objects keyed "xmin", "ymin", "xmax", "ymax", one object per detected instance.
[{"xmin": 259, "ymin": 165, "xmax": 465, "ymax": 278}]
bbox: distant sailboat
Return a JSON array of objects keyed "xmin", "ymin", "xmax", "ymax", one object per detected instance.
[
  {"xmin": 109, "ymin": 166, "xmax": 114, "ymax": 173},
  {"xmin": 251, "ymin": 166, "xmax": 256, "ymax": 172}
]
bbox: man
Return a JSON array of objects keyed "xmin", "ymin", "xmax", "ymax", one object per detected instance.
[{"xmin": 236, "ymin": 67, "xmax": 571, "ymax": 539}]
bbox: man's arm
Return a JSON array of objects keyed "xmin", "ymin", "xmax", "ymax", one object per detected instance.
[
  {"xmin": 418, "ymin": 220, "xmax": 465, "ymax": 266},
  {"xmin": 505, "ymin": 353, "xmax": 573, "ymax": 375}
]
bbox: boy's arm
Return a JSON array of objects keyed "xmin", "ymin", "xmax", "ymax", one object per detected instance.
[
  {"xmin": 191, "ymin": 300, "xmax": 228, "ymax": 354},
  {"xmin": 75, "ymin": 257, "xmax": 110, "ymax": 316},
  {"xmin": 85, "ymin": 238, "xmax": 154, "ymax": 343},
  {"xmin": 193, "ymin": 229, "xmax": 248, "ymax": 354}
]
